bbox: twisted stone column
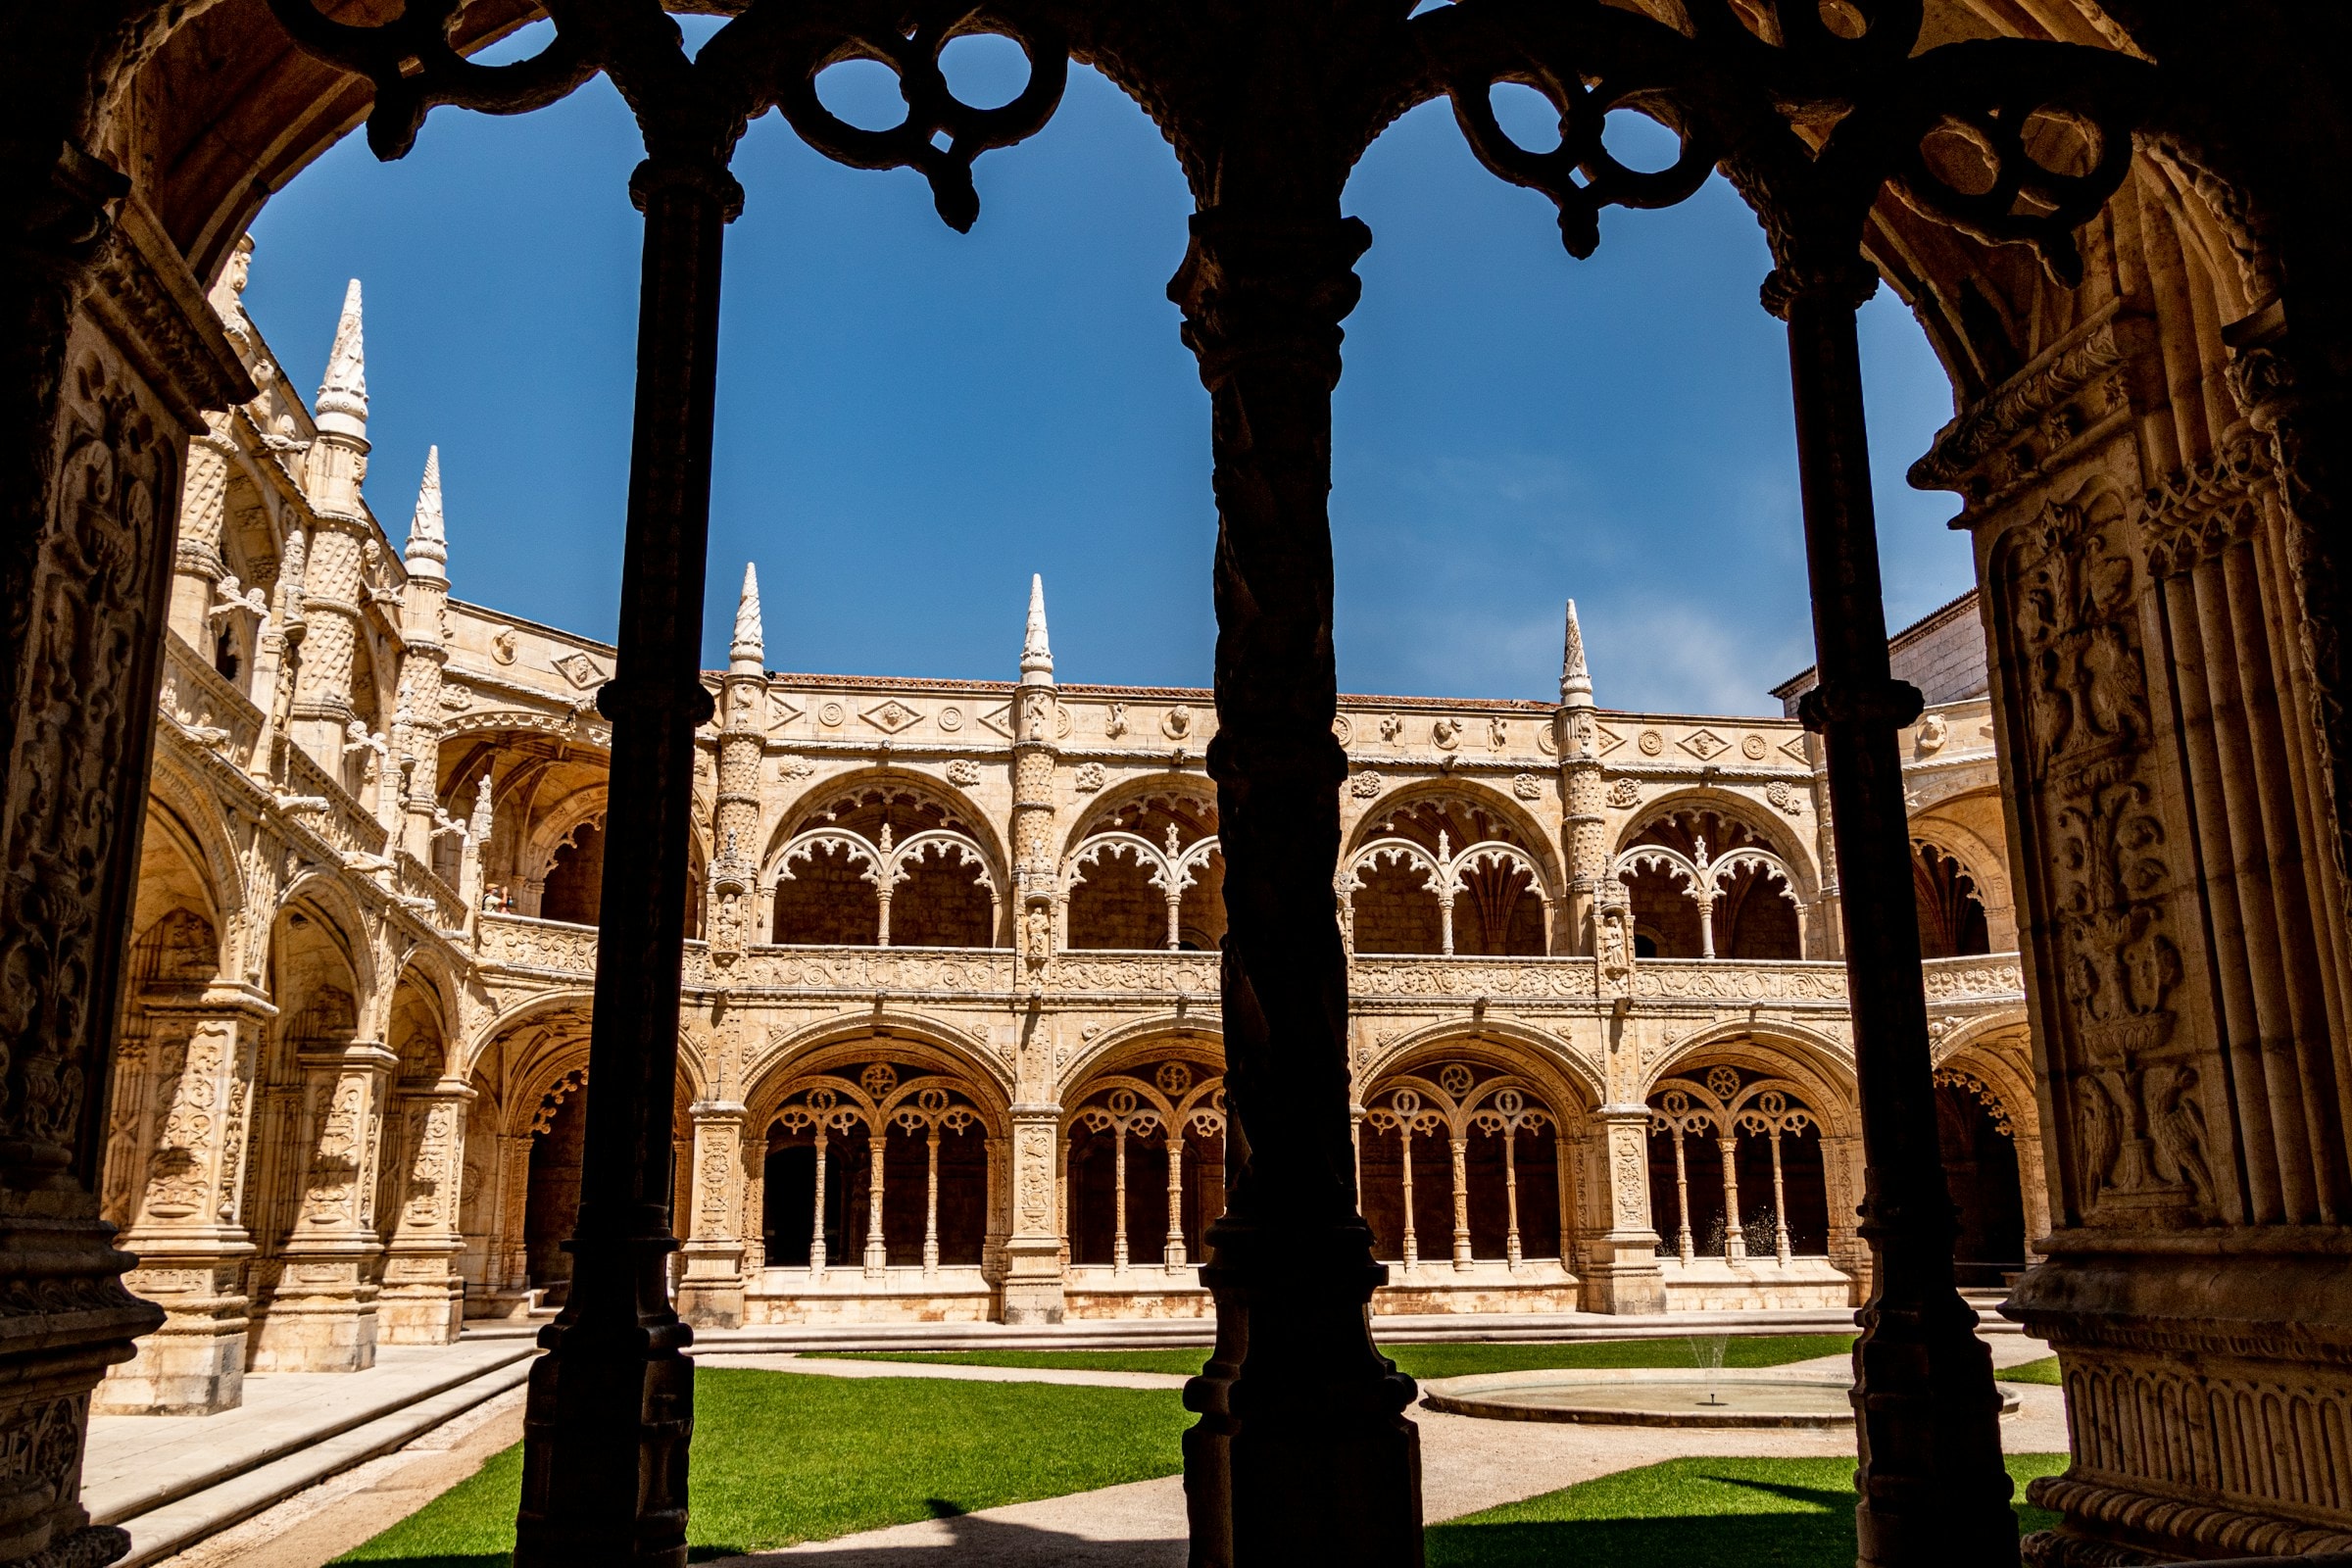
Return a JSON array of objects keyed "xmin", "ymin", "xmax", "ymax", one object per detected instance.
[
  {"xmin": 514, "ymin": 155, "xmax": 736, "ymax": 1568},
  {"xmin": 1770, "ymin": 256, "xmax": 2011, "ymax": 1567},
  {"xmin": 1172, "ymin": 206, "xmax": 1420, "ymax": 1568}
]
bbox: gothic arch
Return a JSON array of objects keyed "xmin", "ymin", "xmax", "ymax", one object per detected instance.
[
  {"xmin": 270, "ymin": 874, "xmax": 377, "ymax": 1013},
  {"xmin": 141, "ymin": 760, "xmax": 246, "ymax": 937},
  {"xmin": 764, "ymin": 767, "xmax": 1010, "ymax": 891},
  {"xmin": 1059, "ymin": 777, "xmax": 1219, "ymax": 862}
]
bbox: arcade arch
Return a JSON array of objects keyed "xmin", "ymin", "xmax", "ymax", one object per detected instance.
[
  {"xmin": 1615, "ymin": 803, "xmax": 1806, "ymax": 960},
  {"xmin": 766, "ymin": 777, "xmax": 1004, "ymax": 949},
  {"xmin": 743, "ymin": 1037, "xmax": 1010, "ymax": 1281},
  {"xmin": 1343, "ymin": 787, "xmax": 1553, "ymax": 956},
  {"xmin": 1061, "ymin": 1042, "xmax": 1227, "ymax": 1273},
  {"xmin": 1062, "ymin": 787, "xmax": 1224, "ymax": 952},
  {"xmin": 1355, "ymin": 1044, "xmax": 1588, "ymax": 1272}
]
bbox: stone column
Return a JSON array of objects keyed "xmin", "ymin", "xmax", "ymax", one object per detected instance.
[
  {"xmin": 1556, "ymin": 601, "xmax": 1604, "ymax": 956},
  {"xmin": 0, "ymin": 149, "xmax": 220, "ymax": 1567},
  {"xmin": 1171, "ymin": 206, "xmax": 1421, "ymax": 1567},
  {"xmin": 1771, "ymin": 255, "xmax": 2008, "ymax": 1563},
  {"xmin": 250, "ymin": 1037, "xmax": 398, "ymax": 1372},
  {"xmin": 514, "ymin": 154, "xmax": 734, "ymax": 1568},
  {"xmin": 677, "ymin": 1101, "xmax": 749, "ymax": 1327},
  {"xmin": 289, "ymin": 280, "xmax": 370, "ymax": 766},
  {"xmin": 395, "ymin": 447, "xmax": 450, "ymax": 864},
  {"xmin": 96, "ymin": 984, "xmax": 270, "ymax": 1415},
  {"xmin": 378, "ymin": 1076, "xmax": 473, "ymax": 1344},
  {"xmin": 1001, "ymin": 1105, "xmax": 1066, "ymax": 1323},
  {"xmin": 1580, "ymin": 1105, "xmax": 1667, "ymax": 1313}
]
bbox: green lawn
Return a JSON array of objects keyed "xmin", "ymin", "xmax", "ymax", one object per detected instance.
[
  {"xmin": 333, "ymin": 1369, "xmax": 1192, "ymax": 1566},
  {"xmin": 1427, "ymin": 1453, "xmax": 2070, "ymax": 1568},
  {"xmin": 1999, "ymin": 1355, "xmax": 2064, "ymax": 1385},
  {"xmin": 815, "ymin": 1333, "xmax": 1857, "ymax": 1382}
]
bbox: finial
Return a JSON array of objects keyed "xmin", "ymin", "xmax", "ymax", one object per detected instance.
[
  {"xmin": 731, "ymin": 562, "xmax": 765, "ymax": 675},
  {"xmin": 1560, "ymin": 598, "xmax": 1592, "ymax": 708},
  {"xmin": 405, "ymin": 446, "xmax": 446, "ymax": 580},
  {"xmin": 1020, "ymin": 573, "xmax": 1054, "ymax": 684},
  {"xmin": 317, "ymin": 278, "xmax": 368, "ymax": 440}
]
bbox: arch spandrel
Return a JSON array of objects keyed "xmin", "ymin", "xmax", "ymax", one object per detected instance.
[
  {"xmin": 1640, "ymin": 1019, "xmax": 1859, "ymax": 1137},
  {"xmin": 1356, "ymin": 1017, "xmax": 1605, "ymax": 1115},
  {"xmin": 743, "ymin": 1011, "xmax": 1014, "ymax": 1112}
]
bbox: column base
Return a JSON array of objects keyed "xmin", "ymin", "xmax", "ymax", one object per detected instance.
[
  {"xmin": 1578, "ymin": 1238, "xmax": 1667, "ymax": 1314},
  {"xmin": 676, "ymin": 1240, "xmax": 745, "ymax": 1329},
  {"xmin": 2010, "ymin": 1238, "xmax": 2352, "ymax": 1564},
  {"xmin": 95, "ymin": 1287, "xmax": 250, "ymax": 1415},
  {"xmin": 378, "ymin": 1244, "xmax": 466, "ymax": 1345},
  {"xmin": 513, "ymin": 1240, "xmax": 694, "ymax": 1568},
  {"xmin": 997, "ymin": 1236, "xmax": 1065, "ymax": 1325},
  {"xmin": 1187, "ymin": 1215, "xmax": 1422, "ymax": 1568},
  {"xmin": 0, "ymin": 1190, "xmax": 164, "ymax": 1562},
  {"xmin": 248, "ymin": 1257, "xmax": 380, "ymax": 1373}
]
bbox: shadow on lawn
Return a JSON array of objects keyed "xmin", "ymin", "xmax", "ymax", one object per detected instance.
[{"xmin": 1430, "ymin": 1476, "xmax": 1860, "ymax": 1568}]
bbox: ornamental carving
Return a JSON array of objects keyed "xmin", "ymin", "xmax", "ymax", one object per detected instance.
[
  {"xmin": 1350, "ymin": 770, "xmax": 1385, "ymax": 799},
  {"xmin": 3, "ymin": 340, "xmax": 175, "ymax": 1168},
  {"xmin": 946, "ymin": 759, "xmax": 982, "ymax": 786},
  {"xmin": 2002, "ymin": 485, "xmax": 2209, "ymax": 1222},
  {"xmin": 1606, "ymin": 779, "xmax": 1641, "ymax": 809},
  {"xmin": 1510, "ymin": 773, "xmax": 1543, "ymax": 801}
]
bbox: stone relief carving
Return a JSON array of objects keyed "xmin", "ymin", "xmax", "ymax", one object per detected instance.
[
  {"xmin": 1350, "ymin": 769, "xmax": 1385, "ymax": 799},
  {"xmin": 2004, "ymin": 485, "xmax": 2211, "ymax": 1223},
  {"xmin": 3, "ymin": 339, "xmax": 176, "ymax": 1169},
  {"xmin": 1606, "ymin": 779, "xmax": 1641, "ymax": 809},
  {"xmin": 1511, "ymin": 772, "xmax": 1543, "ymax": 800},
  {"xmin": 1073, "ymin": 761, "xmax": 1104, "ymax": 793},
  {"xmin": 946, "ymin": 759, "xmax": 982, "ymax": 786}
]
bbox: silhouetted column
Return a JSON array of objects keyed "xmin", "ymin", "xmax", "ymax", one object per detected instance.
[
  {"xmin": 514, "ymin": 154, "xmax": 738, "ymax": 1568},
  {"xmin": 1769, "ymin": 256, "xmax": 2012, "ymax": 1567},
  {"xmin": 1172, "ymin": 205, "xmax": 1421, "ymax": 1568}
]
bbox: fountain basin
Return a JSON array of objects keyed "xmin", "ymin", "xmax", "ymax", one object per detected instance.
[{"xmin": 1419, "ymin": 1368, "xmax": 2022, "ymax": 1429}]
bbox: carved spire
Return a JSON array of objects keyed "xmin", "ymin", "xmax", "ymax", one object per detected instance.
[
  {"xmin": 405, "ymin": 446, "xmax": 447, "ymax": 580},
  {"xmin": 1560, "ymin": 598, "xmax": 1592, "ymax": 709},
  {"xmin": 316, "ymin": 278, "xmax": 368, "ymax": 440},
  {"xmin": 730, "ymin": 562, "xmax": 764, "ymax": 675},
  {"xmin": 1020, "ymin": 573, "xmax": 1054, "ymax": 685}
]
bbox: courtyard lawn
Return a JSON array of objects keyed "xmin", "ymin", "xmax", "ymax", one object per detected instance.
[
  {"xmin": 2000, "ymin": 1355, "xmax": 2065, "ymax": 1385},
  {"xmin": 815, "ymin": 1333, "xmax": 1858, "ymax": 1382},
  {"xmin": 333, "ymin": 1369, "xmax": 1191, "ymax": 1566},
  {"xmin": 1426, "ymin": 1453, "xmax": 2069, "ymax": 1568}
]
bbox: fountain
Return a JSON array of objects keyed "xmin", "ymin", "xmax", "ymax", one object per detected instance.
[{"xmin": 1416, "ymin": 1338, "xmax": 2021, "ymax": 1430}]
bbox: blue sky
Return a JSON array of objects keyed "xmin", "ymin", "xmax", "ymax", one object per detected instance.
[{"xmin": 245, "ymin": 27, "xmax": 1973, "ymax": 716}]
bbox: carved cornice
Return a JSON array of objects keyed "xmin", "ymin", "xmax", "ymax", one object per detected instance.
[
  {"xmin": 1909, "ymin": 303, "xmax": 2151, "ymax": 514},
  {"xmin": 82, "ymin": 198, "xmax": 256, "ymax": 431}
]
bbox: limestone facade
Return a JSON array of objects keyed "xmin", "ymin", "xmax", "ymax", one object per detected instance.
[{"xmin": 101, "ymin": 244, "xmax": 2038, "ymax": 1413}]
